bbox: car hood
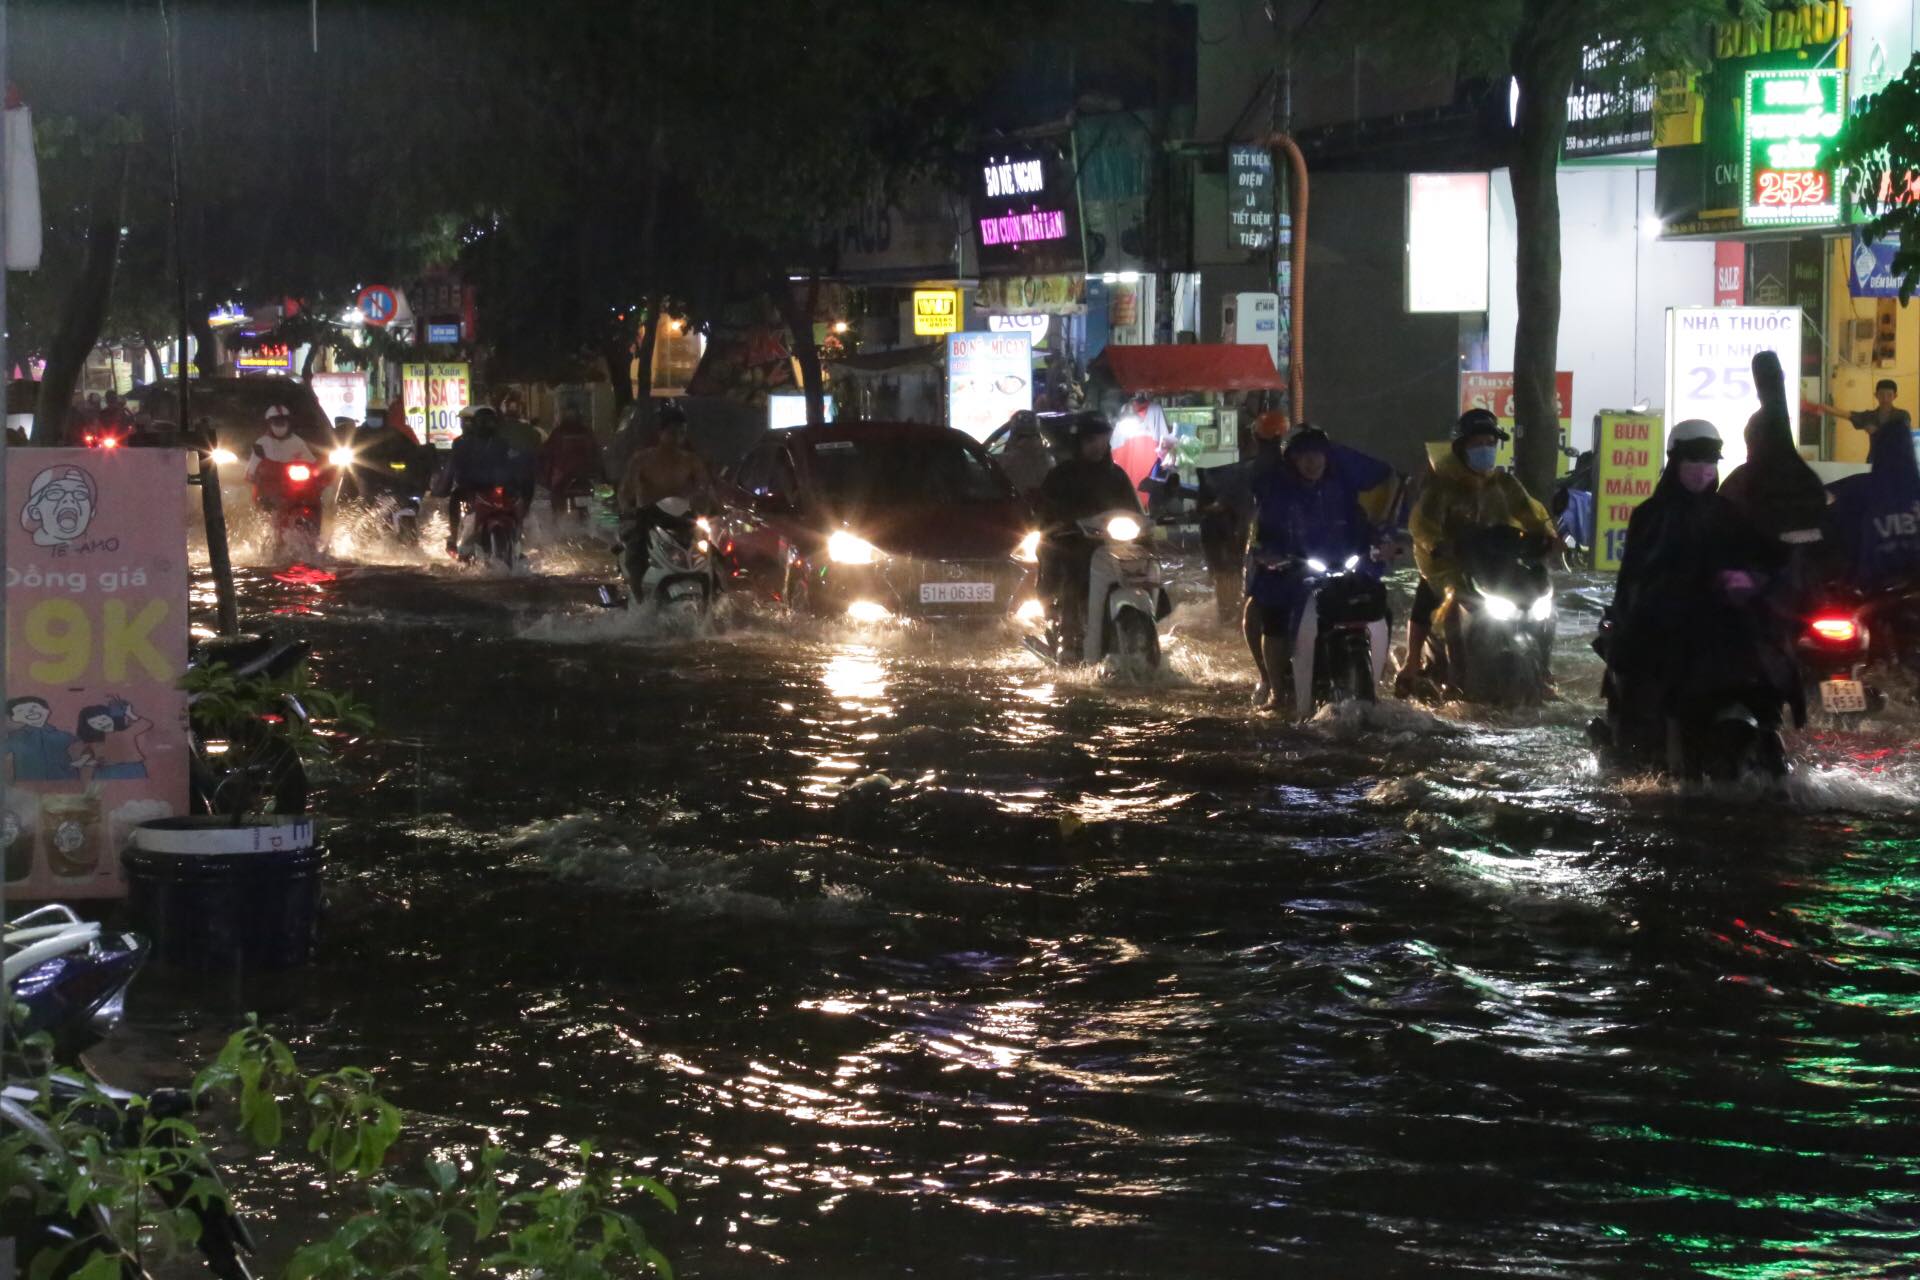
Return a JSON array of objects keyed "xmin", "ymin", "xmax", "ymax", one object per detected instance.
[{"xmin": 832, "ymin": 503, "xmax": 1026, "ymax": 560}]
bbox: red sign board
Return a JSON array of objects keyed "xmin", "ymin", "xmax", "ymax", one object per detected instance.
[{"xmin": 1714, "ymin": 242, "xmax": 1744, "ymax": 307}]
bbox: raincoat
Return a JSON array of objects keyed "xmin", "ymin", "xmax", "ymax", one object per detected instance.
[
  {"xmin": 1245, "ymin": 463, "xmax": 1374, "ymax": 618},
  {"xmin": 1826, "ymin": 419, "xmax": 1920, "ymax": 592},
  {"xmin": 1409, "ymin": 452, "xmax": 1550, "ymax": 597},
  {"xmin": 1719, "ymin": 352, "xmax": 1827, "ymax": 545}
]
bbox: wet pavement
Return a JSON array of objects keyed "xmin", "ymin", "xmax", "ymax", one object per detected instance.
[{"xmin": 123, "ymin": 513, "xmax": 1920, "ymax": 1277}]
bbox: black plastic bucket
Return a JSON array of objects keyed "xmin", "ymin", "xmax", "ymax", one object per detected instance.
[{"xmin": 123, "ymin": 817, "xmax": 322, "ymax": 971}]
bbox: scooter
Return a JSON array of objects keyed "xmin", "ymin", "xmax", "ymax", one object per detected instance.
[
  {"xmin": 1427, "ymin": 526, "xmax": 1556, "ymax": 706},
  {"xmin": 250, "ymin": 459, "xmax": 329, "ymax": 563},
  {"xmin": 1251, "ymin": 552, "xmax": 1390, "ymax": 715},
  {"xmin": 621, "ymin": 497, "xmax": 718, "ymax": 616},
  {"xmin": 335, "ymin": 443, "xmax": 432, "ymax": 545},
  {"xmin": 1590, "ymin": 609, "xmax": 1792, "ymax": 783},
  {"xmin": 4, "ymin": 905, "xmax": 259, "ymax": 1278},
  {"xmin": 458, "ymin": 485, "xmax": 524, "ymax": 568},
  {"xmin": 1019, "ymin": 510, "xmax": 1170, "ymax": 673},
  {"xmin": 554, "ymin": 476, "xmax": 596, "ymax": 525},
  {"xmin": 1797, "ymin": 592, "xmax": 1882, "ymax": 722},
  {"xmin": 187, "ymin": 633, "xmax": 311, "ymax": 818}
]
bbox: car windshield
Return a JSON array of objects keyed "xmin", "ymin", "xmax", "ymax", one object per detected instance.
[{"xmin": 808, "ymin": 437, "xmax": 1011, "ymax": 507}]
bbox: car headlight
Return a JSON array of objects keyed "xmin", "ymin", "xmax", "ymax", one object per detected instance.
[
  {"xmin": 1480, "ymin": 593, "xmax": 1520, "ymax": 621},
  {"xmin": 209, "ymin": 447, "xmax": 239, "ymax": 466},
  {"xmin": 1306, "ymin": 558, "xmax": 1329, "ymax": 574},
  {"xmin": 1014, "ymin": 530, "xmax": 1041, "ymax": 563},
  {"xmin": 1105, "ymin": 515, "xmax": 1142, "ymax": 542},
  {"xmin": 328, "ymin": 446, "xmax": 356, "ymax": 467},
  {"xmin": 828, "ymin": 530, "xmax": 878, "ymax": 564},
  {"xmin": 1528, "ymin": 593, "xmax": 1554, "ymax": 622}
]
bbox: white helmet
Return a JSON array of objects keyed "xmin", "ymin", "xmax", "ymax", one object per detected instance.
[{"xmin": 1668, "ymin": 418, "xmax": 1721, "ymax": 451}]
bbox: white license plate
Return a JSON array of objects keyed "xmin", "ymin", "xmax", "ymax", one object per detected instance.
[
  {"xmin": 1821, "ymin": 678, "xmax": 1868, "ymax": 713},
  {"xmin": 920, "ymin": 581, "xmax": 994, "ymax": 604}
]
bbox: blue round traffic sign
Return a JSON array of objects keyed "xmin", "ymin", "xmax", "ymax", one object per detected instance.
[{"xmin": 356, "ymin": 285, "xmax": 399, "ymax": 327}]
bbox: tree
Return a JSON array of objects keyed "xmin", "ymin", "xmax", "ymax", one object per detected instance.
[
  {"xmin": 1837, "ymin": 67, "xmax": 1920, "ymax": 301},
  {"xmin": 1303, "ymin": 0, "xmax": 1762, "ymax": 497}
]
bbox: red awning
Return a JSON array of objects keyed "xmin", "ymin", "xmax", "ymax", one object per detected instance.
[{"xmin": 1092, "ymin": 344, "xmax": 1283, "ymax": 393}]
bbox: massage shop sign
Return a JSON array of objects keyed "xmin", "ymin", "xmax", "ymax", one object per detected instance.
[{"xmin": 5, "ymin": 449, "xmax": 190, "ymax": 899}]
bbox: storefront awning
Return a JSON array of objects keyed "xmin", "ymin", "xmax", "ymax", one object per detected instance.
[{"xmin": 1093, "ymin": 344, "xmax": 1283, "ymax": 393}]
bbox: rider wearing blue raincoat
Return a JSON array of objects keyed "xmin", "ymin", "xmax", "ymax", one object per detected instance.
[
  {"xmin": 1243, "ymin": 426, "xmax": 1379, "ymax": 710},
  {"xmin": 1825, "ymin": 412, "xmax": 1920, "ymax": 593}
]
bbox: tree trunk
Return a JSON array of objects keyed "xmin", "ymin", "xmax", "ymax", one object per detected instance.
[
  {"xmin": 190, "ymin": 303, "xmax": 217, "ymax": 378},
  {"xmin": 34, "ymin": 171, "xmax": 128, "ymax": 444},
  {"xmin": 604, "ymin": 335, "xmax": 634, "ymax": 415},
  {"xmin": 772, "ymin": 275, "xmax": 825, "ymax": 425},
  {"xmin": 633, "ymin": 294, "xmax": 663, "ymax": 408},
  {"xmin": 1507, "ymin": 15, "xmax": 1579, "ymax": 501}
]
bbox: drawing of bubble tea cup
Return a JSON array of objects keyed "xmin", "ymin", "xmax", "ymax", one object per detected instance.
[{"xmin": 40, "ymin": 792, "xmax": 103, "ymax": 879}]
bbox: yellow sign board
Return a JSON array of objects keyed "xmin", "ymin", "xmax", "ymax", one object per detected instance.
[
  {"xmin": 1593, "ymin": 412, "xmax": 1663, "ymax": 571},
  {"xmin": 912, "ymin": 289, "xmax": 960, "ymax": 336}
]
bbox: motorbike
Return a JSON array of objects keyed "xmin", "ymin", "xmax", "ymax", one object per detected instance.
[
  {"xmin": 1251, "ymin": 552, "xmax": 1390, "ymax": 715},
  {"xmin": 187, "ymin": 633, "xmax": 312, "ymax": 817},
  {"xmin": 621, "ymin": 497, "xmax": 718, "ymax": 617},
  {"xmin": 553, "ymin": 475, "xmax": 596, "ymax": 525},
  {"xmin": 1796, "ymin": 591, "xmax": 1881, "ymax": 722},
  {"xmin": 1591, "ymin": 608, "xmax": 1792, "ymax": 783},
  {"xmin": 334, "ymin": 441, "xmax": 432, "ymax": 545},
  {"xmin": 1550, "ymin": 450, "xmax": 1595, "ymax": 569},
  {"xmin": 1019, "ymin": 510, "xmax": 1170, "ymax": 674},
  {"xmin": 250, "ymin": 458, "xmax": 329, "ymax": 562},
  {"xmin": 458, "ymin": 484, "xmax": 524, "ymax": 568},
  {"xmin": 1426, "ymin": 526, "xmax": 1556, "ymax": 705},
  {"xmin": 4, "ymin": 905, "xmax": 259, "ymax": 1278}
]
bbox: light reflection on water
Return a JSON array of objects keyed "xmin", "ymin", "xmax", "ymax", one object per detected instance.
[{"xmin": 125, "ymin": 562, "xmax": 1920, "ymax": 1278}]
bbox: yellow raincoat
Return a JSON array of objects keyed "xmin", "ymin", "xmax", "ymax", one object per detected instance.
[{"xmin": 1410, "ymin": 451, "xmax": 1551, "ymax": 596}]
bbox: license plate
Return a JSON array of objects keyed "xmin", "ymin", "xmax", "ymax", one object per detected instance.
[
  {"xmin": 920, "ymin": 581, "xmax": 993, "ymax": 604},
  {"xmin": 1821, "ymin": 678, "xmax": 1868, "ymax": 714},
  {"xmin": 666, "ymin": 581, "xmax": 702, "ymax": 600}
]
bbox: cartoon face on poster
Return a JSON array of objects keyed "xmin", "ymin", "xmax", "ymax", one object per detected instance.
[{"xmin": 6, "ymin": 449, "xmax": 190, "ymax": 898}]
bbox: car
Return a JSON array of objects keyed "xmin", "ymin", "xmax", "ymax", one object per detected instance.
[
  {"xmin": 716, "ymin": 420, "xmax": 1036, "ymax": 623},
  {"xmin": 129, "ymin": 378, "xmax": 338, "ymax": 462}
]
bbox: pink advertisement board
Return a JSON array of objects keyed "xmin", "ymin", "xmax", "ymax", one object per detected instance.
[{"xmin": 5, "ymin": 448, "xmax": 190, "ymax": 898}]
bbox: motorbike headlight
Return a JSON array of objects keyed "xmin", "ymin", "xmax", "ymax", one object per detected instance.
[
  {"xmin": 696, "ymin": 539, "xmax": 711, "ymax": 553},
  {"xmin": 1343, "ymin": 554, "xmax": 1361, "ymax": 571},
  {"xmin": 1528, "ymin": 594, "xmax": 1554, "ymax": 622},
  {"xmin": 1105, "ymin": 515, "xmax": 1142, "ymax": 542},
  {"xmin": 1306, "ymin": 558, "xmax": 1329, "ymax": 574},
  {"xmin": 828, "ymin": 530, "xmax": 878, "ymax": 564},
  {"xmin": 695, "ymin": 516, "xmax": 713, "ymax": 536},
  {"xmin": 1480, "ymin": 593, "xmax": 1521, "ymax": 621},
  {"xmin": 328, "ymin": 446, "xmax": 356, "ymax": 467},
  {"xmin": 209, "ymin": 447, "xmax": 239, "ymax": 466},
  {"xmin": 1014, "ymin": 530, "xmax": 1042, "ymax": 563}
]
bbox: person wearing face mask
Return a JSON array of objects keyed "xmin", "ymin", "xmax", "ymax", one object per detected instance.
[
  {"xmin": 245, "ymin": 404, "xmax": 318, "ymax": 481},
  {"xmin": 1597, "ymin": 419, "xmax": 1795, "ymax": 765},
  {"xmin": 1401, "ymin": 409, "xmax": 1552, "ymax": 692}
]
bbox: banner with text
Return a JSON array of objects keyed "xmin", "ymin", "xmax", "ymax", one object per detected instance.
[
  {"xmin": 6, "ymin": 449, "xmax": 190, "ymax": 899},
  {"xmin": 1457, "ymin": 371, "xmax": 1574, "ymax": 469},
  {"xmin": 947, "ymin": 332, "xmax": 1032, "ymax": 441},
  {"xmin": 1663, "ymin": 306, "xmax": 1800, "ymax": 472},
  {"xmin": 1593, "ymin": 413, "xmax": 1664, "ymax": 572},
  {"xmin": 404, "ymin": 362, "xmax": 472, "ymax": 448}
]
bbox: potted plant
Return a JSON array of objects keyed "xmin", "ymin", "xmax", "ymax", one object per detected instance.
[{"xmin": 122, "ymin": 659, "xmax": 372, "ymax": 971}]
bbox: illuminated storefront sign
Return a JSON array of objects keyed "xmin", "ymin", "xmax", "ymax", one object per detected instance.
[
  {"xmin": 912, "ymin": 289, "xmax": 960, "ymax": 336},
  {"xmin": 972, "ymin": 145, "xmax": 1082, "ymax": 277},
  {"xmin": 1406, "ymin": 173, "xmax": 1489, "ymax": 313},
  {"xmin": 234, "ymin": 343, "xmax": 293, "ymax": 374},
  {"xmin": 1742, "ymin": 68, "xmax": 1843, "ymax": 224}
]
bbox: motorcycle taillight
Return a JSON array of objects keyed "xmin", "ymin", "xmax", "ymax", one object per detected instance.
[{"xmin": 1809, "ymin": 616, "xmax": 1859, "ymax": 644}]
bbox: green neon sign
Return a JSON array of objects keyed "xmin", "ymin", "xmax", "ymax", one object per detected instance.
[{"xmin": 1742, "ymin": 68, "xmax": 1844, "ymax": 225}]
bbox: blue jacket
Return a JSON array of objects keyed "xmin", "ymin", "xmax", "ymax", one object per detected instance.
[
  {"xmin": 1246, "ymin": 464, "xmax": 1374, "ymax": 613},
  {"xmin": 1827, "ymin": 421, "xmax": 1920, "ymax": 591}
]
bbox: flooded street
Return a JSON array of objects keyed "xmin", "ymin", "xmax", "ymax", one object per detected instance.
[{"xmin": 144, "ymin": 530, "xmax": 1920, "ymax": 1278}]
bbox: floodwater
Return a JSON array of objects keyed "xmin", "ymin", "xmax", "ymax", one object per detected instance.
[{"xmin": 127, "ymin": 508, "xmax": 1920, "ymax": 1277}]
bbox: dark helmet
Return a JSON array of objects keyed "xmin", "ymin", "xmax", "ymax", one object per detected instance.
[
  {"xmin": 1070, "ymin": 412, "xmax": 1114, "ymax": 440},
  {"xmin": 657, "ymin": 403, "xmax": 688, "ymax": 429},
  {"xmin": 1283, "ymin": 424, "xmax": 1331, "ymax": 458},
  {"xmin": 461, "ymin": 405, "xmax": 500, "ymax": 437},
  {"xmin": 1454, "ymin": 408, "xmax": 1508, "ymax": 442}
]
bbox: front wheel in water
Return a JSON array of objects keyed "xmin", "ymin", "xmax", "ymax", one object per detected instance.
[
  {"xmin": 1108, "ymin": 608, "xmax": 1160, "ymax": 674},
  {"xmin": 1328, "ymin": 631, "xmax": 1376, "ymax": 704}
]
